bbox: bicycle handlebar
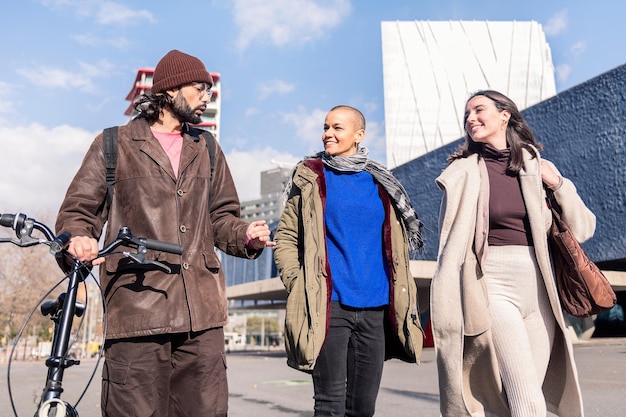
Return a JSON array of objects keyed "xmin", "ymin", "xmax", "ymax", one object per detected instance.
[
  {"xmin": 1, "ymin": 212, "xmax": 184, "ymax": 417},
  {"xmin": 140, "ymin": 237, "xmax": 184, "ymax": 255},
  {"xmin": 0, "ymin": 212, "xmax": 184, "ymax": 258},
  {"xmin": 1, "ymin": 212, "xmax": 56, "ymax": 241},
  {"xmin": 0, "ymin": 212, "xmax": 17, "ymax": 227},
  {"xmin": 101, "ymin": 226, "xmax": 184, "ymax": 256}
]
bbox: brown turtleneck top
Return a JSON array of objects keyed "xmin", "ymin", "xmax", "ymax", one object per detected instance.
[{"xmin": 482, "ymin": 145, "xmax": 534, "ymax": 246}]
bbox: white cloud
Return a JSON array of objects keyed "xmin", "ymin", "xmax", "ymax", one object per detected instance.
[
  {"xmin": 362, "ymin": 119, "xmax": 386, "ymax": 165},
  {"xmin": 72, "ymin": 33, "xmax": 129, "ymax": 48},
  {"xmin": 40, "ymin": 0, "xmax": 76, "ymax": 8},
  {"xmin": 0, "ymin": 99, "xmax": 15, "ymax": 115},
  {"xmin": 0, "ymin": 123, "xmax": 96, "ymax": 215},
  {"xmin": 281, "ymin": 106, "xmax": 328, "ymax": 155},
  {"xmin": 258, "ymin": 79, "xmax": 295, "ymax": 100},
  {"xmin": 96, "ymin": 2, "xmax": 156, "ymax": 25},
  {"xmin": 570, "ymin": 41, "xmax": 587, "ymax": 57},
  {"xmin": 245, "ymin": 107, "xmax": 259, "ymax": 117},
  {"xmin": 0, "ymin": 121, "xmax": 299, "ymax": 217},
  {"xmin": 79, "ymin": 60, "xmax": 116, "ymax": 78},
  {"xmin": 225, "ymin": 147, "xmax": 299, "ymax": 201},
  {"xmin": 0, "ymin": 82, "xmax": 16, "ymax": 115},
  {"xmin": 555, "ymin": 63, "xmax": 572, "ymax": 83},
  {"xmin": 40, "ymin": 0, "xmax": 155, "ymax": 26},
  {"xmin": 360, "ymin": 100, "xmax": 378, "ymax": 115},
  {"xmin": 17, "ymin": 60, "xmax": 115, "ymax": 93},
  {"xmin": 18, "ymin": 67, "xmax": 95, "ymax": 92},
  {"xmin": 543, "ymin": 9, "xmax": 568, "ymax": 36},
  {"xmin": 232, "ymin": 0, "xmax": 352, "ymax": 51}
]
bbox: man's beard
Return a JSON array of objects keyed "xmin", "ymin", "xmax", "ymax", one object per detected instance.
[{"xmin": 170, "ymin": 91, "xmax": 203, "ymax": 124}]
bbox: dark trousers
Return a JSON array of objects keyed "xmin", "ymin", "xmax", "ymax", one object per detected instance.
[
  {"xmin": 101, "ymin": 327, "xmax": 227, "ymax": 417},
  {"xmin": 312, "ymin": 301, "xmax": 386, "ymax": 417}
]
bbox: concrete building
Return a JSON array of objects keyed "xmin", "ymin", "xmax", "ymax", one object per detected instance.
[
  {"xmin": 124, "ymin": 67, "xmax": 222, "ymax": 140},
  {"xmin": 222, "ymin": 166, "xmax": 291, "ymax": 308},
  {"xmin": 381, "ymin": 20, "xmax": 556, "ymax": 168},
  {"xmin": 240, "ymin": 167, "xmax": 292, "ymax": 224}
]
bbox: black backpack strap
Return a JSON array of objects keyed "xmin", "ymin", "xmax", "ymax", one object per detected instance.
[
  {"xmin": 201, "ymin": 131, "xmax": 217, "ymax": 185},
  {"xmin": 103, "ymin": 126, "xmax": 119, "ymax": 212},
  {"xmin": 202, "ymin": 131, "xmax": 217, "ymax": 180}
]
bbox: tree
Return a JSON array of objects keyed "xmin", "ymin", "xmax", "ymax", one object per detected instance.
[
  {"xmin": 0, "ymin": 213, "xmax": 72, "ymax": 349},
  {"xmin": 246, "ymin": 316, "xmax": 280, "ymax": 334}
]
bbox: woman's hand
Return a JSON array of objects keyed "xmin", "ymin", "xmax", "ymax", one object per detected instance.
[{"xmin": 540, "ymin": 160, "xmax": 562, "ymax": 189}]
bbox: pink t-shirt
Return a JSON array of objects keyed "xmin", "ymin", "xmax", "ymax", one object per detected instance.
[{"xmin": 151, "ymin": 130, "xmax": 183, "ymax": 178}]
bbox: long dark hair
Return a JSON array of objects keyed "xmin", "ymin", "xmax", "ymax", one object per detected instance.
[
  {"xmin": 133, "ymin": 92, "xmax": 172, "ymax": 123},
  {"xmin": 449, "ymin": 90, "xmax": 542, "ymax": 174}
]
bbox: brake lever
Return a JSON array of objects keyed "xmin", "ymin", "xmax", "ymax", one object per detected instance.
[
  {"xmin": 123, "ymin": 250, "xmax": 173, "ymax": 274},
  {"xmin": 0, "ymin": 216, "xmax": 42, "ymax": 247},
  {"xmin": 0, "ymin": 235, "xmax": 45, "ymax": 247},
  {"xmin": 143, "ymin": 259, "xmax": 172, "ymax": 274}
]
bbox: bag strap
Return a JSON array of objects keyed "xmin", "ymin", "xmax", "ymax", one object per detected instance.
[
  {"xmin": 201, "ymin": 130, "xmax": 217, "ymax": 205},
  {"xmin": 201, "ymin": 130, "xmax": 217, "ymax": 183},
  {"xmin": 545, "ymin": 187, "xmax": 563, "ymax": 216},
  {"xmin": 102, "ymin": 127, "xmax": 217, "ymax": 212},
  {"xmin": 103, "ymin": 126, "xmax": 119, "ymax": 212}
]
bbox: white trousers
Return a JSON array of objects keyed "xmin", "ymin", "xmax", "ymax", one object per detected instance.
[{"xmin": 483, "ymin": 245, "xmax": 556, "ymax": 417}]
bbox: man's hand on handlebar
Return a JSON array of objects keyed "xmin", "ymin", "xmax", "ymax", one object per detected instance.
[{"xmin": 68, "ymin": 236, "xmax": 105, "ymax": 266}]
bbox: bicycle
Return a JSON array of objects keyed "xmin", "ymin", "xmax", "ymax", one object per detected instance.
[{"xmin": 0, "ymin": 212, "xmax": 183, "ymax": 417}]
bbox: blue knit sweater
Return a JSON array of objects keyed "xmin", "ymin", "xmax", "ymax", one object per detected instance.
[{"xmin": 324, "ymin": 167, "xmax": 389, "ymax": 308}]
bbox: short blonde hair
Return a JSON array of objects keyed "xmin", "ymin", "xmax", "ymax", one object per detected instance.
[{"xmin": 329, "ymin": 105, "xmax": 365, "ymax": 130}]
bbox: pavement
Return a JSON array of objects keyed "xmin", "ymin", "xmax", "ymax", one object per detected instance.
[{"xmin": 1, "ymin": 338, "xmax": 625, "ymax": 417}]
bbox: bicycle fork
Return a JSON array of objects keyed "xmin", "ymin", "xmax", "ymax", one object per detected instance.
[{"xmin": 37, "ymin": 260, "xmax": 86, "ymax": 417}]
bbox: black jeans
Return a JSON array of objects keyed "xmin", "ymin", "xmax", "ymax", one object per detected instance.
[{"xmin": 312, "ymin": 301, "xmax": 386, "ymax": 417}]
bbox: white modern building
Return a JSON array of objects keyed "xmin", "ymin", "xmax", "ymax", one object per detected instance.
[{"xmin": 381, "ymin": 20, "xmax": 557, "ymax": 168}]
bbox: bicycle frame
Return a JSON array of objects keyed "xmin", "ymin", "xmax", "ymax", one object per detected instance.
[
  {"xmin": 38, "ymin": 257, "xmax": 86, "ymax": 417},
  {"xmin": 0, "ymin": 213, "xmax": 183, "ymax": 417}
]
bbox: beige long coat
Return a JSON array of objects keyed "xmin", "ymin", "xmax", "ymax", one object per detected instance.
[{"xmin": 431, "ymin": 148, "xmax": 595, "ymax": 416}]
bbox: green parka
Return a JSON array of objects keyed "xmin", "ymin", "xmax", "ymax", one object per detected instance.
[{"xmin": 273, "ymin": 158, "xmax": 424, "ymax": 372}]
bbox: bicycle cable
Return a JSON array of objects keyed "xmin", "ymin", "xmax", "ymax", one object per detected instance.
[
  {"xmin": 7, "ymin": 261, "xmax": 108, "ymax": 417},
  {"xmin": 72, "ymin": 265, "xmax": 108, "ymax": 409},
  {"xmin": 8, "ymin": 272, "xmax": 67, "ymax": 417}
]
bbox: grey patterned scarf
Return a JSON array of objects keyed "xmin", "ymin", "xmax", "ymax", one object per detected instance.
[{"xmin": 285, "ymin": 146, "xmax": 424, "ymax": 253}]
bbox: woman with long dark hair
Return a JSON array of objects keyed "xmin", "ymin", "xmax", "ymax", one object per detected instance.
[{"xmin": 432, "ymin": 90, "xmax": 595, "ymax": 416}]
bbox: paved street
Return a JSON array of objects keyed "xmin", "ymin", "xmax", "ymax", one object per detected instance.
[{"xmin": 1, "ymin": 339, "xmax": 625, "ymax": 416}]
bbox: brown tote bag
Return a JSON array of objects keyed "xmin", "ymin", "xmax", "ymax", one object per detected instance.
[{"xmin": 547, "ymin": 190, "xmax": 616, "ymax": 317}]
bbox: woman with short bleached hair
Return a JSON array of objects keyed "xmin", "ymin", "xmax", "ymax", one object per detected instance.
[{"xmin": 274, "ymin": 105, "xmax": 425, "ymax": 417}]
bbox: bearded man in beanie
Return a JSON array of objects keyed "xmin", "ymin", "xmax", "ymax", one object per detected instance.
[{"xmin": 56, "ymin": 50, "xmax": 275, "ymax": 417}]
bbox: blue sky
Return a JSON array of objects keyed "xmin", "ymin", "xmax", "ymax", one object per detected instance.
[{"xmin": 1, "ymin": 0, "xmax": 624, "ymax": 216}]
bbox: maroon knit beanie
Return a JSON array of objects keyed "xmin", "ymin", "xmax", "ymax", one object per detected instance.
[{"xmin": 151, "ymin": 50, "xmax": 213, "ymax": 94}]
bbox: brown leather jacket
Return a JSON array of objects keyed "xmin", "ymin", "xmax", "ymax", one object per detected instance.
[{"xmin": 56, "ymin": 117, "xmax": 261, "ymax": 339}]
